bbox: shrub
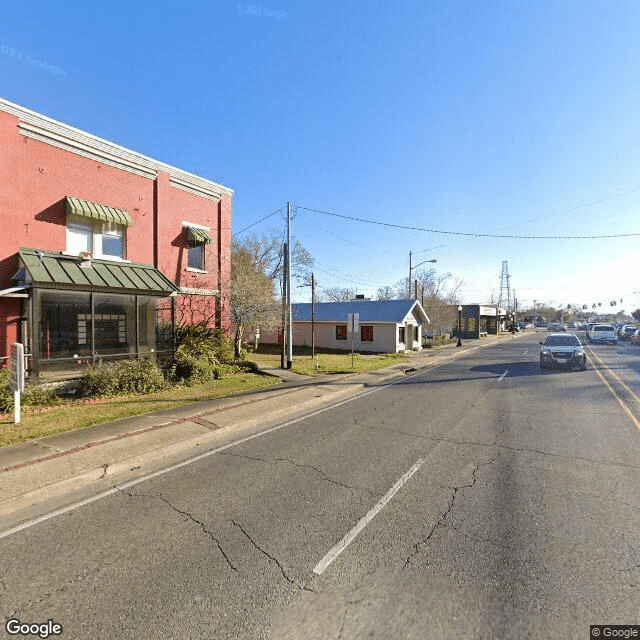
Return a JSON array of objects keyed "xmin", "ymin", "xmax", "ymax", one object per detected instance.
[
  {"xmin": 77, "ymin": 357, "xmax": 166, "ymax": 398},
  {"xmin": 0, "ymin": 368, "xmax": 62, "ymax": 413},
  {"xmin": 170, "ymin": 324, "xmax": 237, "ymax": 384}
]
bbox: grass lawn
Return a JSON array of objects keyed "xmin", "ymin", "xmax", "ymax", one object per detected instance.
[
  {"xmin": 0, "ymin": 347, "xmax": 407, "ymax": 448},
  {"xmin": 247, "ymin": 345, "xmax": 406, "ymax": 376},
  {"xmin": 0, "ymin": 372, "xmax": 279, "ymax": 448}
]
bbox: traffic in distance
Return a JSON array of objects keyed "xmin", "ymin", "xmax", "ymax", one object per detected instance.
[{"xmin": 525, "ymin": 317, "xmax": 639, "ymax": 372}]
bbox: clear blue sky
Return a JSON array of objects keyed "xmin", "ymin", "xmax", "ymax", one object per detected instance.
[{"xmin": 2, "ymin": 1, "xmax": 639, "ymax": 313}]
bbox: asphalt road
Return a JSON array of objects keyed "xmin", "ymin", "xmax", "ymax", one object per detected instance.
[{"xmin": 1, "ymin": 333, "xmax": 639, "ymax": 639}]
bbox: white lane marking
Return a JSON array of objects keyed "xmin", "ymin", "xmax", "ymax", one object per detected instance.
[
  {"xmin": 522, "ymin": 351, "xmax": 528, "ymax": 355},
  {"xmin": 497, "ymin": 370, "xmax": 509, "ymax": 382},
  {"xmin": 313, "ymin": 459, "xmax": 425, "ymax": 575}
]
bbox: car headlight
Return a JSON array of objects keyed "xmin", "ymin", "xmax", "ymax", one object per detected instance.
[
  {"xmin": 574, "ymin": 349, "xmax": 584, "ymax": 357},
  {"xmin": 541, "ymin": 348, "xmax": 550, "ymax": 355}
]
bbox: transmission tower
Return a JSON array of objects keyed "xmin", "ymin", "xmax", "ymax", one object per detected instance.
[{"xmin": 498, "ymin": 261, "xmax": 511, "ymax": 312}]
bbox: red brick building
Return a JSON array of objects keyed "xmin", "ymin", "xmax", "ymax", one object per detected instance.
[{"xmin": 0, "ymin": 98, "xmax": 232, "ymax": 375}]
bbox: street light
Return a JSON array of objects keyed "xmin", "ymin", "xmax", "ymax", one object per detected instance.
[
  {"xmin": 408, "ymin": 251, "xmax": 437, "ymax": 299},
  {"xmin": 457, "ymin": 305, "xmax": 463, "ymax": 347}
]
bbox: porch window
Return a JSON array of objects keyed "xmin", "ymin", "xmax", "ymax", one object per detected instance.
[
  {"xmin": 336, "ymin": 324, "xmax": 347, "ymax": 341},
  {"xmin": 37, "ymin": 291, "xmax": 164, "ymax": 372},
  {"xmin": 361, "ymin": 325, "xmax": 373, "ymax": 342},
  {"xmin": 398, "ymin": 326, "xmax": 405, "ymax": 343}
]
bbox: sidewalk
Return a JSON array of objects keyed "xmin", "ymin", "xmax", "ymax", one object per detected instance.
[{"xmin": 0, "ymin": 332, "xmax": 526, "ymax": 531}]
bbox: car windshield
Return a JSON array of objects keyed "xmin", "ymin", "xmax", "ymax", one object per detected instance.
[
  {"xmin": 594, "ymin": 326, "xmax": 614, "ymax": 331},
  {"xmin": 545, "ymin": 335, "xmax": 580, "ymax": 346}
]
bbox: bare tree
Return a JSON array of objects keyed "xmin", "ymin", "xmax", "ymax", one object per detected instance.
[
  {"xmin": 241, "ymin": 228, "xmax": 314, "ymax": 284},
  {"xmin": 376, "ymin": 285, "xmax": 396, "ymax": 301},
  {"xmin": 322, "ymin": 287, "xmax": 356, "ymax": 302},
  {"xmin": 228, "ymin": 247, "xmax": 279, "ymax": 358}
]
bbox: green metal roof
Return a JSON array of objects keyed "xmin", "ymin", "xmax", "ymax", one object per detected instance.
[
  {"xmin": 66, "ymin": 196, "xmax": 134, "ymax": 227},
  {"xmin": 186, "ymin": 226, "xmax": 213, "ymax": 245},
  {"xmin": 18, "ymin": 248, "xmax": 179, "ymax": 296}
]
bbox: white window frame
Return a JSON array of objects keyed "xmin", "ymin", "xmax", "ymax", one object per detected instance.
[{"xmin": 66, "ymin": 215, "xmax": 128, "ymax": 261}]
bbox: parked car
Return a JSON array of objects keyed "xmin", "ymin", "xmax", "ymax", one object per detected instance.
[
  {"xmin": 548, "ymin": 323, "xmax": 567, "ymax": 332},
  {"xmin": 588, "ymin": 324, "xmax": 618, "ymax": 344},
  {"xmin": 539, "ymin": 333, "xmax": 587, "ymax": 371},
  {"xmin": 631, "ymin": 329, "xmax": 640, "ymax": 346}
]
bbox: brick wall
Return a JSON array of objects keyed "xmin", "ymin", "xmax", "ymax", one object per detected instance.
[{"xmin": 0, "ymin": 104, "xmax": 232, "ymax": 358}]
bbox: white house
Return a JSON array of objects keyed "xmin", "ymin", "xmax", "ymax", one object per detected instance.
[{"xmin": 259, "ymin": 299, "xmax": 430, "ymax": 353}]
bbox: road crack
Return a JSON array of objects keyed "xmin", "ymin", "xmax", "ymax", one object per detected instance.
[
  {"xmin": 119, "ymin": 489, "xmax": 238, "ymax": 572},
  {"xmin": 404, "ymin": 460, "xmax": 493, "ymax": 568},
  {"xmin": 232, "ymin": 520, "xmax": 314, "ymax": 593},
  {"xmin": 219, "ymin": 451, "xmax": 369, "ymax": 493}
]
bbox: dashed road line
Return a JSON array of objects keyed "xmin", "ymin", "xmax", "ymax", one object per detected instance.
[{"xmin": 313, "ymin": 459, "xmax": 425, "ymax": 575}]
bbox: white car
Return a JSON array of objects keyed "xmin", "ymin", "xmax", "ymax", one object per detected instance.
[{"xmin": 588, "ymin": 324, "xmax": 618, "ymax": 345}]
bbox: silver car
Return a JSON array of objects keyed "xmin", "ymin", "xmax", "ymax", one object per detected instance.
[
  {"xmin": 539, "ymin": 333, "xmax": 587, "ymax": 370},
  {"xmin": 588, "ymin": 324, "xmax": 618, "ymax": 345}
]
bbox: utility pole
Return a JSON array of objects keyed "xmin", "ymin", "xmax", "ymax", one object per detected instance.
[
  {"xmin": 286, "ymin": 202, "xmax": 293, "ymax": 369},
  {"xmin": 414, "ymin": 279, "xmax": 418, "ymax": 300},
  {"xmin": 280, "ymin": 242, "xmax": 287, "ymax": 369},
  {"xmin": 408, "ymin": 251, "xmax": 412, "ymax": 299},
  {"xmin": 311, "ymin": 273, "xmax": 315, "ymax": 359}
]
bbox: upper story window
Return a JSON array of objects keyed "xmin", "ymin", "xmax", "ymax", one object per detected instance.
[
  {"xmin": 184, "ymin": 223, "xmax": 213, "ymax": 272},
  {"xmin": 188, "ymin": 243, "xmax": 205, "ymax": 270},
  {"xmin": 65, "ymin": 196, "xmax": 132, "ymax": 261},
  {"xmin": 66, "ymin": 216, "xmax": 126, "ymax": 260}
]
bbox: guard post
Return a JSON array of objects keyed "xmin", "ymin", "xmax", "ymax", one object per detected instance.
[{"xmin": 10, "ymin": 342, "xmax": 25, "ymax": 424}]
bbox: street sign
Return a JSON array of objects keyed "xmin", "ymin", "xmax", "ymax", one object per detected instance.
[{"xmin": 348, "ymin": 314, "xmax": 359, "ymax": 368}]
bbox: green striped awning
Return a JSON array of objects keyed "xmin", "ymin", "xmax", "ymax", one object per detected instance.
[
  {"xmin": 18, "ymin": 248, "xmax": 179, "ymax": 296},
  {"xmin": 186, "ymin": 226, "xmax": 213, "ymax": 245},
  {"xmin": 66, "ymin": 196, "xmax": 134, "ymax": 227}
]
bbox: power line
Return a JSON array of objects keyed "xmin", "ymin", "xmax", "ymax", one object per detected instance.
[
  {"xmin": 232, "ymin": 209, "xmax": 281, "ymax": 237},
  {"xmin": 296, "ymin": 211, "xmax": 403, "ymax": 254},
  {"xmin": 294, "ymin": 204, "xmax": 640, "ymax": 240}
]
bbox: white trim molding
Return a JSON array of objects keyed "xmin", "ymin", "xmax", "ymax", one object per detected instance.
[
  {"xmin": 179, "ymin": 287, "xmax": 220, "ymax": 296},
  {"xmin": 1, "ymin": 98, "xmax": 234, "ymax": 198}
]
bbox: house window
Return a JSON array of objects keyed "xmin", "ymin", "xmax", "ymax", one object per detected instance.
[
  {"xmin": 361, "ymin": 325, "xmax": 373, "ymax": 342},
  {"xmin": 414, "ymin": 326, "xmax": 419, "ymax": 341},
  {"xmin": 100, "ymin": 223, "xmax": 125, "ymax": 260},
  {"xmin": 398, "ymin": 326, "xmax": 405, "ymax": 344},
  {"xmin": 67, "ymin": 220, "xmax": 93, "ymax": 254},
  {"xmin": 188, "ymin": 243, "xmax": 205, "ymax": 270},
  {"xmin": 336, "ymin": 324, "xmax": 347, "ymax": 341},
  {"xmin": 66, "ymin": 216, "xmax": 126, "ymax": 260},
  {"xmin": 184, "ymin": 224, "xmax": 211, "ymax": 272}
]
